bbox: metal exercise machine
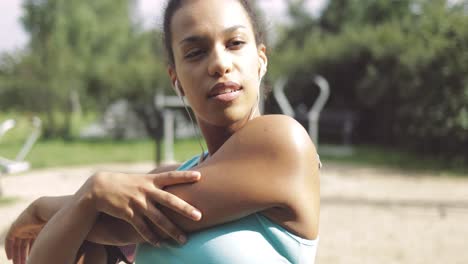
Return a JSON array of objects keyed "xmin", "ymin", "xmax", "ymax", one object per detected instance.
[
  {"xmin": 154, "ymin": 90, "xmax": 184, "ymax": 164},
  {"xmin": 273, "ymin": 75, "xmax": 330, "ymax": 147},
  {"xmin": 0, "ymin": 116, "xmax": 41, "ymax": 196}
]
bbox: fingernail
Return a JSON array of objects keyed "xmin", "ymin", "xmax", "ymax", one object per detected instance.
[
  {"xmin": 191, "ymin": 210, "xmax": 202, "ymax": 220},
  {"xmin": 191, "ymin": 171, "xmax": 201, "ymax": 177},
  {"xmin": 178, "ymin": 235, "xmax": 187, "ymax": 244}
]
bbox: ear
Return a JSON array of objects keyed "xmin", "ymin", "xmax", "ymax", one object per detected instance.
[
  {"xmin": 168, "ymin": 66, "xmax": 177, "ymax": 87},
  {"xmin": 167, "ymin": 66, "xmax": 185, "ymax": 96},
  {"xmin": 257, "ymin": 44, "xmax": 268, "ymax": 77}
]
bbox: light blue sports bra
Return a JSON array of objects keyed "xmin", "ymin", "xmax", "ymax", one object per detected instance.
[{"xmin": 135, "ymin": 153, "xmax": 319, "ymax": 264}]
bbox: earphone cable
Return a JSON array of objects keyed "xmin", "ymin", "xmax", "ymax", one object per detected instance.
[{"xmin": 180, "ymin": 96, "xmax": 206, "ymax": 160}]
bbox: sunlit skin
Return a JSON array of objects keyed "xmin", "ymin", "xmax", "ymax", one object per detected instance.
[
  {"xmin": 11, "ymin": 1, "xmax": 320, "ymax": 263},
  {"xmin": 161, "ymin": 0, "xmax": 318, "ymax": 239},
  {"xmin": 168, "ymin": 0, "xmax": 267, "ymax": 154}
]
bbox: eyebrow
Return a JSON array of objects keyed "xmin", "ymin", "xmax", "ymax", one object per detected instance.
[{"xmin": 179, "ymin": 25, "xmax": 247, "ymax": 45}]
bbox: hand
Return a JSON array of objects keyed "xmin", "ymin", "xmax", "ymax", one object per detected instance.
[
  {"xmin": 89, "ymin": 170, "xmax": 202, "ymax": 246},
  {"xmin": 5, "ymin": 200, "xmax": 45, "ymax": 264}
]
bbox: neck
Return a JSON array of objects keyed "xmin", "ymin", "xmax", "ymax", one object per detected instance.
[{"xmin": 197, "ymin": 111, "xmax": 261, "ymax": 155}]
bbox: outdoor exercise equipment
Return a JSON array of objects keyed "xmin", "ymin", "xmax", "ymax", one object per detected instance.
[
  {"xmin": 273, "ymin": 75, "xmax": 330, "ymax": 147},
  {"xmin": 154, "ymin": 89, "xmax": 186, "ymax": 164},
  {"xmin": 0, "ymin": 116, "xmax": 42, "ymax": 196}
]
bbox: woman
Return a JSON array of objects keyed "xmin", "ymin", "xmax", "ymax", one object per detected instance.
[{"xmin": 5, "ymin": 0, "xmax": 320, "ymax": 263}]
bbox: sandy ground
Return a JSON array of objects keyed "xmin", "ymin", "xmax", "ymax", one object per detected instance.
[{"xmin": 0, "ymin": 162, "xmax": 467, "ymax": 263}]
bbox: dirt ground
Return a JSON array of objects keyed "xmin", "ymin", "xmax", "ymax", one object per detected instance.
[{"xmin": 0, "ymin": 162, "xmax": 467, "ymax": 263}]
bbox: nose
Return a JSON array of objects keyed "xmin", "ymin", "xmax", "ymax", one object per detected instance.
[{"xmin": 208, "ymin": 45, "xmax": 232, "ymax": 77}]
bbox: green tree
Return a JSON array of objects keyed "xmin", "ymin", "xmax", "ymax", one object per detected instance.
[
  {"xmin": 20, "ymin": 0, "xmax": 136, "ymax": 138},
  {"xmin": 9, "ymin": 0, "xmax": 171, "ymax": 162},
  {"xmin": 271, "ymin": 0, "xmax": 468, "ymax": 164}
]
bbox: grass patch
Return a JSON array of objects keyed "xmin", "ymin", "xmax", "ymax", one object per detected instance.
[
  {"xmin": 27, "ymin": 139, "xmax": 155, "ymax": 168},
  {"xmin": 1, "ymin": 136, "xmax": 467, "ymax": 176},
  {"xmin": 2, "ymin": 112, "xmax": 467, "ymax": 175},
  {"xmin": 0, "ymin": 197, "xmax": 19, "ymax": 207},
  {"xmin": 0, "ymin": 137, "xmax": 206, "ymax": 169},
  {"xmin": 173, "ymin": 138, "xmax": 208, "ymax": 161},
  {"xmin": 320, "ymin": 144, "xmax": 468, "ymax": 177},
  {"xmin": 1, "ymin": 111, "xmax": 204, "ymax": 168}
]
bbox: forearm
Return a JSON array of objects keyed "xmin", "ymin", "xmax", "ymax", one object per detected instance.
[
  {"xmin": 34, "ymin": 195, "xmax": 73, "ymax": 222},
  {"xmin": 87, "ymin": 213, "xmax": 147, "ymax": 245},
  {"xmin": 28, "ymin": 186, "xmax": 99, "ymax": 264},
  {"xmin": 86, "ymin": 163, "xmax": 182, "ymax": 245},
  {"xmin": 31, "ymin": 164, "xmax": 184, "ymax": 247},
  {"xmin": 33, "ymin": 194, "xmax": 161, "ymax": 246},
  {"xmin": 30, "ymin": 164, "xmax": 179, "ymax": 223}
]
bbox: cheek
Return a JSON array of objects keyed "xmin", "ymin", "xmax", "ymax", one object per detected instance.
[
  {"xmin": 178, "ymin": 63, "xmax": 199, "ymax": 80},
  {"xmin": 239, "ymin": 50, "xmax": 262, "ymax": 82},
  {"xmin": 178, "ymin": 68, "xmax": 202, "ymax": 93},
  {"xmin": 178, "ymin": 71, "xmax": 204, "ymax": 106},
  {"xmin": 240, "ymin": 61, "xmax": 261, "ymax": 88}
]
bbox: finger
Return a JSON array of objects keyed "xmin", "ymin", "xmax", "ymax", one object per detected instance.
[
  {"xmin": 22, "ymin": 239, "xmax": 32, "ymax": 264},
  {"xmin": 130, "ymin": 216, "xmax": 161, "ymax": 247},
  {"xmin": 150, "ymin": 189, "xmax": 202, "ymax": 221},
  {"xmin": 153, "ymin": 171, "xmax": 201, "ymax": 188},
  {"xmin": 13, "ymin": 239, "xmax": 20, "ymax": 264},
  {"xmin": 5, "ymin": 235, "xmax": 13, "ymax": 260},
  {"xmin": 19, "ymin": 239, "xmax": 27, "ymax": 264},
  {"xmin": 28, "ymin": 238, "xmax": 35, "ymax": 255},
  {"xmin": 144, "ymin": 203, "xmax": 187, "ymax": 245}
]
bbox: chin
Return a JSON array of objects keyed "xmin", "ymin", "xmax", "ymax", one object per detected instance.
[{"xmin": 207, "ymin": 106, "xmax": 252, "ymax": 128}]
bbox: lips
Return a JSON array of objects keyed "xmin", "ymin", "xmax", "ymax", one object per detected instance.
[{"xmin": 208, "ymin": 81, "xmax": 242, "ymax": 98}]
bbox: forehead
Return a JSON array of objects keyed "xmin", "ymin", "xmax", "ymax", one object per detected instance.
[{"xmin": 170, "ymin": 0, "xmax": 254, "ymax": 43}]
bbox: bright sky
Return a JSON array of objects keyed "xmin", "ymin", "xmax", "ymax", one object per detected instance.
[{"xmin": 0, "ymin": 0, "xmax": 327, "ymax": 53}]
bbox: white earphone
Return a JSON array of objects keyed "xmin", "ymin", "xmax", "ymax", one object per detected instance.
[
  {"xmin": 174, "ymin": 80, "xmax": 183, "ymax": 97},
  {"xmin": 259, "ymin": 58, "xmax": 267, "ymax": 82},
  {"xmin": 246, "ymin": 58, "xmax": 266, "ymax": 121},
  {"xmin": 173, "ymin": 79, "xmax": 206, "ymax": 159}
]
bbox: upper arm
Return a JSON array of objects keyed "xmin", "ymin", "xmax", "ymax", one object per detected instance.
[{"xmin": 161, "ymin": 115, "xmax": 320, "ymax": 233}]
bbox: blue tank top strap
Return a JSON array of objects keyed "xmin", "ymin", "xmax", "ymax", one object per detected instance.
[{"xmin": 176, "ymin": 151, "xmax": 208, "ymax": 171}]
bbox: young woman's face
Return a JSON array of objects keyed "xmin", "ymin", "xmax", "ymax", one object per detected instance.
[{"xmin": 169, "ymin": 0, "xmax": 267, "ymax": 127}]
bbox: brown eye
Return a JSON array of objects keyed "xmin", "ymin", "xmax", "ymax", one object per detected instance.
[
  {"xmin": 228, "ymin": 39, "xmax": 246, "ymax": 49},
  {"xmin": 185, "ymin": 48, "xmax": 205, "ymax": 59}
]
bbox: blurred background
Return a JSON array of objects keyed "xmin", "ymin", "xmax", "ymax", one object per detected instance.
[
  {"xmin": 1, "ymin": 0, "xmax": 467, "ymax": 171},
  {"xmin": 1, "ymin": 0, "xmax": 468, "ymax": 263}
]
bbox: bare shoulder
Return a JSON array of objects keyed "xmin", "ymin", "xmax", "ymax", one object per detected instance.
[
  {"xmin": 230, "ymin": 115, "xmax": 320, "ymax": 238},
  {"xmin": 229, "ymin": 114, "xmax": 317, "ymax": 165},
  {"xmin": 246, "ymin": 114, "xmax": 313, "ymax": 143},
  {"xmin": 165, "ymin": 114, "xmax": 319, "ymax": 238},
  {"xmin": 204, "ymin": 114, "xmax": 320, "ymax": 186}
]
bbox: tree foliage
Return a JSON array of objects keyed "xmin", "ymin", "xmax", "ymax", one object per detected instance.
[
  {"xmin": 0, "ymin": 0, "xmax": 168, "ymax": 140},
  {"xmin": 2, "ymin": 0, "xmax": 467, "ymax": 164},
  {"xmin": 271, "ymin": 0, "xmax": 468, "ymax": 163}
]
